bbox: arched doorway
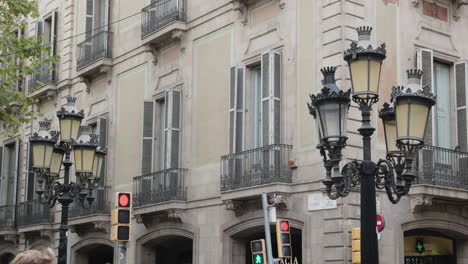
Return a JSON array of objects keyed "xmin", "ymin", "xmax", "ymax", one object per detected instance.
[
  {"xmin": 404, "ymin": 229, "xmax": 458, "ymax": 264},
  {"xmin": 0, "ymin": 252, "xmax": 15, "ymax": 264},
  {"xmin": 141, "ymin": 235, "xmax": 193, "ymax": 264},
  {"xmin": 230, "ymin": 225, "xmax": 302, "ymax": 264},
  {"xmin": 75, "ymin": 243, "xmax": 114, "ymax": 264}
]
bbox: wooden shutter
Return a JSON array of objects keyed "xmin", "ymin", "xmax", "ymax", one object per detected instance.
[
  {"xmin": 0, "ymin": 146, "xmax": 3, "ymax": 205},
  {"xmin": 50, "ymin": 12, "xmax": 57, "ymax": 56},
  {"xmin": 12, "ymin": 141, "xmax": 19, "ymax": 206},
  {"xmin": 417, "ymin": 48, "xmax": 434, "ymax": 145},
  {"xmin": 26, "ymin": 143, "xmax": 35, "ymax": 201},
  {"xmin": 456, "ymin": 61, "xmax": 468, "ymax": 151},
  {"xmin": 142, "ymin": 101, "xmax": 154, "ymax": 174},
  {"xmin": 165, "ymin": 89, "xmax": 181, "ymax": 169},
  {"xmin": 36, "ymin": 21, "xmax": 43, "ymax": 42},
  {"xmin": 98, "ymin": 117, "xmax": 108, "ymax": 184},
  {"xmin": 261, "ymin": 50, "xmax": 282, "ymax": 146},
  {"xmin": 229, "ymin": 67, "xmax": 245, "ymax": 153}
]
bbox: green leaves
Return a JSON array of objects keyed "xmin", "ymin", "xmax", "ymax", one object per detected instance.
[{"xmin": 0, "ymin": 0, "xmax": 57, "ymax": 135}]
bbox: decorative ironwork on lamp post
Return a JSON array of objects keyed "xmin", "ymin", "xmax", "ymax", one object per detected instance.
[
  {"xmin": 308, "ymin": 27, "xmax": 436, "ymax": 264},
  {"xmin": 29, "ymin": 96, "xmax": 106, "ymax": 264}
]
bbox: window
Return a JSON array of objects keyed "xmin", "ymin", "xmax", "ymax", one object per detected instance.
[
  {"xmin": 229, "ymin": 50, "xmax": 282, "ymax": 153},
  {"xmin": 85, "ymin": 0, "xmax": 109, "ymax": 38},
  {"xmin": 141, "ymin": 89, "xmax": 181, "ymax": 174},
  {"xmin": 433, "ymin": 62, "xmax": 451, "ymax": 149},
  {"xmin": 88, "ymin": 117, "xmax": 108, "ymax": 185},
  {"xmin": 0, "ymin": 142, "xmax": 19, "ymax": 206}
]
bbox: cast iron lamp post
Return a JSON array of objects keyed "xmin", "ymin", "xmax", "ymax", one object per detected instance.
[
  {"xmin": 29, "ymin": 96, "xmax": 106, "ymax": 264},
  {"xmin": 308, "ymin": 27, "xmax": 435, "ymax": 264}
]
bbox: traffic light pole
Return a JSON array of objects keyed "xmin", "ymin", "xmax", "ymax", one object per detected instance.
[
  {"xmin": 261, "ymin": 193, "xmax": 274, "ymax": 264},
  {"xmin": 119, "ymin": 241, "xmax": 127, "ymax": 264}
]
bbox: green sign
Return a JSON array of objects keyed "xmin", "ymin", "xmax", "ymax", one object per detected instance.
[{"xmin": 254, "ymin": 254, "xmax": 264, "ymax": 264}]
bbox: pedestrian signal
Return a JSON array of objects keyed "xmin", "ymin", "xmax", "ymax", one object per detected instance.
[{"xmin": 251, "ymin": 239, "xmax": 266, "ymax": 264}]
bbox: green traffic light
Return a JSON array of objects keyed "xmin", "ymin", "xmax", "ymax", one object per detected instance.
[{"xmin": 254, "ymin": 254, "xmax": 264, "ymax": 264}]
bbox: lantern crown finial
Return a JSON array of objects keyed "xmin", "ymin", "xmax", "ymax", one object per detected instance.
[
  {"xmin": 66, "ymin": 96, "xmax": 77, "ymax": 104},
  {"xmin": 320, "ymin": 66, "xmax": 341, "ymax": 93},
  {"xmin": 357, "ymin": 26, "xmax": 372, "ymax": 41},
  {"xmin": 39, "ymin": 120, "xmax": 50, "ymax": 131},
  {"xmin": 407, "ymin": 69, "xmax": 423, "ymax": 85}
]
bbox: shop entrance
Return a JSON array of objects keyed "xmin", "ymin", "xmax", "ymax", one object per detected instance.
[{"xmin": 404, "ymin": 229, "xmax": 456, "ymax": 264}]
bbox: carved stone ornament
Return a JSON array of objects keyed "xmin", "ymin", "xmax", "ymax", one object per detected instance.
[
  {"xmin": 279, "ymin": 0, "xmax": 286, "ymax": 9},
  {"xmin": 232, "ymin": 0, "xmax": 248, "ymax": 26},
  {"xmin": 145, "ymin": 44, "xmax": 160, "ymax": 65},
  {"xmin": 69, "ymin": 221, "xmax": 110, "ymax": 236},
  {"xmin": 411, "ymin": 0, "xmax": 419, "ymax": 7},
  {"xmin": 224, "ymin": 200, "xmax": 245, "ymax": 216},
  {"xmin": 410, "ymin": 195, "xmax": 433, "ymax": 213},
  {"xmin": 167, "ymin": 209, "xmax": 184, "ymax": 222},
  {"xmin": 0, "ymin": 234, "xmax": 18, "ymax": 245},
  {"xmin": 453, "ymin": 0, "xmax": 468, "ymax": 21},
  {"xmin": 79, "ymin": 76, "xmax": 91, "ymax": 93},
  {"xmin": 269, "ymin": 193, "xmax": 288, "ymax": 210}
]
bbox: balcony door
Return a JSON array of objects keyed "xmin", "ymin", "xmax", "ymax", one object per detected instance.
[
  {"xmin": 433, "ymin": 62, "xmax": 451, "ymax": 149},
  {"xmin": 0, "ymin": 142, "xmax": 19, "ymax": 206}
]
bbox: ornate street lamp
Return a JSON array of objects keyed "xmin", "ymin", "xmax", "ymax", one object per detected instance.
[
  {"xmin": 29, "ymin": 96, "xmax": 106, "ymax": 264},
  {"xmin": 308, "ymin": 27, "xmax": 436, "ymax": 264}
]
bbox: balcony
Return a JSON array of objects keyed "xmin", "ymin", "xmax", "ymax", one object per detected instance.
[
  {"xmin": 0, "ymin": 205, "xmax": 16, "ymax": 230},
  {"xmin": 27, "ymin": 65, "xmax": 57, "ymax": 98},
  {"xmin": 409, "ymin": 145, "xmax": 468, "ymax": 209},
  {"xmin": 416, "ymin": 145, "xmax": 468, "ymax": 189},
  {"xmin": 17, "ymin": 200, "xmax": 52, "ymax": 227},
  {"xmin": 68, "ymin": 187, "xmax": 111, "ymax": 236},
  {"xmin": 133, "ymin": 168, "xmax": 187, "ymax": 208},
  {"xmin": 69, "ymin": 186, "xmax": 111, "ymax": 219},
  {"xmin": 141, "ymin": 0, "xmax": 187, "ymax": 46},
  {"xmin": 76, "ymin": 30, "xmax": 112, "ymax": 78}
]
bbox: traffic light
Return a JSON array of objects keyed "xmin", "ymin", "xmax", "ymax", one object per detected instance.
[
  {"xmin": 251, "ymin": 239, "xmax": 266, "ymax": 264},
  {"xmin": 351, "ymin": 228, "xmax": 361, "ymax": 264},
  {"xmin": 276, "ymin": 220, "xmax": 292, "ymax": 258},
  {"xmin": 111, "ymin": 192, "xmax": 132, "ymax": 242}
]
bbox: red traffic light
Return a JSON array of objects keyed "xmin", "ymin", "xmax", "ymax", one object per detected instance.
[
  {"xmin": 117, "ymin": 193, "xmax": 131, "ymax": 208},
  {"xmin": 280, "ymin": 221, "xmax": 290, "ymax": 231}
]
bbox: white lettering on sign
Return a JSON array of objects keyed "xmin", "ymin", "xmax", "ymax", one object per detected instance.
[
  {"xmin": 280, "ymin": 257, "xmax": 299, "ymax": 264},
  {"xmin": 307, "ymin": 193, "xmax": 337, "ymax": 211}
]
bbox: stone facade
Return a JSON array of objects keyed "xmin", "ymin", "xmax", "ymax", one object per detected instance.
[{"xmin": 1, "ymin": 0, "xmax": 468, "ymax": 263}]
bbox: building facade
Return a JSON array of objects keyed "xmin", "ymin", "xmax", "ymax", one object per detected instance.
[{"xmin": 1, "ymin": 0, "xmax": 468, "ymax": 263}]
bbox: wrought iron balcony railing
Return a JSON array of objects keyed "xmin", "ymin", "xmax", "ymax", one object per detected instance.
[
  {"xmin": 28, "ymin": 65, "xmax": 56, "ymax": 92},
  {"xmin": 221, "ymin": 144, "xmax": 293, "ymax": 192},
  {"xmin": 77, "ymin": 30, "xmax": 112, "ymax": 70},
  {"xmin": 416, "ymin": 145, "xmax": 468, "ymax": 190},
  {"xmin": 17, "ymin": 200, "xmax": 52, "ymax": 227},
  {"xmin": 69, "ymin": 186, "xmax": 111, "ymax": 219},
  {"xmin": 141, "ymin": 0, "xmax": 186, "ymax": 38},
  {"xmin": 0, "ymin": 205, "xmax": 16, "ymax": 230},
  {"xmin": 133, "ymin": 168, "xmax": 187, "ymax": 207}
]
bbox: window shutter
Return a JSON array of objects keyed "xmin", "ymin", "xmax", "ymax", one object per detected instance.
[
  {"xmin": 86, "ymin": 0, "xmax": 94, "ymax": 39},
  {"xmin": 36, "ymin": 21, "xmax": 43, "ymax": 42},
  {"xmin": 165, "ymin": 89, "xmax": 181, "ymax": 169},
  {"xmin": 50, "ymin": 12, "xmax": 57, "ymax": 56},
  {"xmin": 142, "ymin": 101, "xmax": 154, "ymax": 174},
  {"xmin": 229, "ymin": 67, "xmax": 236, "ymax": 153},
  {"xmin": 103, "ymin": 0, "xmax": 110, "ymax": 30},
  {"xmin": 228, "ymin": 66, "xmax": 245, "ymax": 153},
  {"xmin": 456, "ymin": 61, "xmax": 468, "ymax": 152},
  {"xmin": 26, "ymin": 143, "xmax": 35, "ymax": 201},
  {"xmin": 98, "ymin": 117, "xmax": 108, "ymax": 185},
  {"xmin": 417, "ymin": 48, "xmax": 434, "ymax": 145},
  {"xmin": 0, "ymin": 146, "xmax": 3, "ymax": 202},
  {"xmin": 12, "ymin": 141, "xmax": 19, "ymax": 206},
  {"xmin": 261, "ymin": 51, "xmax": 282, "ymax": 146}
]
